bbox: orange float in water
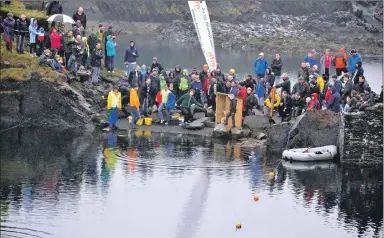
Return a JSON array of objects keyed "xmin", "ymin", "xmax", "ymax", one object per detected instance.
[
  {"xmin": 236, "ymin": 223, "xmax": 242, "ymax": 229},
  {"xmin": 254, "ymin": 195, "xmax": 259, "ymax": 201}
]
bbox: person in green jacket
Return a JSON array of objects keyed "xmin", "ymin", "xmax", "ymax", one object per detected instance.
[
  {"xmin": 176, "ymin": 88, "xmax": 204, "ymax": 124},
  {"xmin": 63, "ymin": 31, "xmax": 75, "ymax": 69}
]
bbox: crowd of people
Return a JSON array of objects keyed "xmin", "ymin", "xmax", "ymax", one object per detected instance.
[{"xmin": 1, "ymin": 3, "xmax": 382, "ymax": 131}]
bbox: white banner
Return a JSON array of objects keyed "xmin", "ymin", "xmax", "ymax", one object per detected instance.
[{"xmin": 188, "ymin": 1, "xmax": 217, "ymax": 71}]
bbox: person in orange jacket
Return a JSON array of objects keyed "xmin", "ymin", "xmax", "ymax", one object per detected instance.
[
  {"xmin": 332, "ymin": 48, "xmax": 348, "ymax": 76},
  {"xmin": 129, "ymin": 87, "xmax": 141, "ymax": 126}
]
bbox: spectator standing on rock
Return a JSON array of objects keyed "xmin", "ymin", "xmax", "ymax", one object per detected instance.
[
  {"xmin": 149, "ymin": 68, "xmax": 160, "ymax": 111},
  {"xmin": 140, "ymin": 78, "xmax": 152, "ymax": 117},
  {"xmin": 106, "ymin": 35, "xmax": 116, "ymax": 73},
  {"xmin": 129, "ymin": 65, "xmax": 143, "ymax": 88},
  {"xmin": 297, "ymin": 62, "xmax": 310, "ymax": 82},
  {"xmin": 129, "ymin": 87, "xmax": 141, "ymax": 126},
  {"xmin": 72, "ymin": 20, "xmax": 84, "ymax": 38},
  {"xmin": 254, "ymin": 52, "xmax": 268, "ymax": 79},
  {"xmin": 246, "ymin": 87, "xmax": 258, "ymax": 116},
  {"xmin": 15, "ymin": 14, "xmax": 27, "ymax": 54},
  {"xmin": 332, "ymin": 48, "xmax": 348, "ymax": 76},
  {"xmin": 3, "ymin": 13, "xmax": 15, "ymax": 52},
  {"xmin": 87, "ymin": 33, "xmax": 99, "ymax": 55},
  {"xmin": 341, "ymin": 74, "xmax": 353, "ymax": 106},
  {"xmin": 255, "ymin": 78, "xmax": 266, "ymax": 109},
  {"xmin": 104, "ymin": 26, "xmax": 114, "ymax": 67},
  {"xmin": 82, "ymin": 37, "xmax": 90, "ymax": 69},
  {"xmin": 150, "ymin": 57, "xmax": 163, "ymax": 73},
  {"xmin": 124, "ymin": 41, "xmax": 139, "ymax": 75},
  {"xmin": 63, "ymin": 30, "xmax": 75, "ymax": 68},
  {"xmin": 320, "ymin": 49, "xmax": 332, "ymax": 78},
  {"xmin": 106, "ymin": 86, "xmax": 122, "ymax": 131},
  {"xmin": 28, "ymin": 18, "xmax": 39, "ymax": 57},
  {"xmin": 348, "ymin": 49, "xmax": 362, "ymax": 76},
  {"xmin": 327, "ymin": 86, "xmax": 341, "ymax": 113},
  {"xmin": 275, "ymin": 73, "xmax": 291, "ymax": 95},
  {"xmin": 351, "ymin": 62, "xmax": 364, "ymax": 85},
  {"xmin": 91, "ymin": 43, "xmax": 103, "ymax": 86},
  {"xmin": 50, "ymin": 27, "xmax": 61, "ymax": 56},
  {"xmin": 95, "ymin": 24, "xmax": 104, "ymax": 51},
  {"xmin": 265, "ymin": 68, "xmax": 275, "ymax": 87},
  {"xmin": 73, "ymin": 7, "xmax": 87, "ymax": 29},
  {"xmin": 303, "ymin": 50, "xmax": 317, "ymax": 68},
  {"xmin": 271, "ymin": 53, "xmax": 283, "ymax": 83},
  {"xmin": 215, "ymin": 65, "xmax": 226, "ymax": 82},
  {"xmin": 46, "ymin": 1, "xmax": 63, "ymax": 16}
]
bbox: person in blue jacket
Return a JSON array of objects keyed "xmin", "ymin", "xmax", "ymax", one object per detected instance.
[
  {"xmin": 164, "ymin": 88, "xmax": 176, "ymax": 124},
  {"xmin": 254, "ymin": 52, "xmax": 269, "ymax": 79},
  {"xmin": 327, "ymin": 86, "xmax": 341, "ymax": 113},
  {"xmin": 106, "ymin": 35, "xmax": 116, "ymax": 73},
  {"xmin": 348, "ymin": 49, "xmax": 363, "ymax": 75},
  {"xmin": 28, "ymin": 18, "xmax": 39, "ymax": 57},
  {"xmin": 255, "ymin": 78, "xmax": 266, "ymax": 108},
  {"xmin": 304, "ymin": 50, "xmax": 317, "ymax": 67}
]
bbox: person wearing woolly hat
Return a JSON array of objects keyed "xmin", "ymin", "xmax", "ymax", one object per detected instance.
[{"xmin": 150, "ymin": 57, "xmax": 164, "ymax": 73}]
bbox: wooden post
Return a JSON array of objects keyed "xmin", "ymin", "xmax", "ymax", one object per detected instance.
[{"xmin": 215, "ymin": 92, "xmax": 243, "ymax": 130}]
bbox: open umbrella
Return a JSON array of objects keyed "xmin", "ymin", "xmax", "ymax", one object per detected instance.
[{"xmin": 47, "ymin": 14, "xmax": 75, "ymax": 24}]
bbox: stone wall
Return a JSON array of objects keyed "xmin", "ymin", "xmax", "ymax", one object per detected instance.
[{"xmin": 341, "ymin": 104, "xmax": 383, "ymax": 166}]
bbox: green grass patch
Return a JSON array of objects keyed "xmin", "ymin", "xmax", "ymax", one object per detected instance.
[
  {"xmin": 0, "ymin": 0, "xmax": 47, "ymax": 19},
  {"xmin": 100, "ymin": 67, "xmax": 125, "ymax": 78},
  {"xmin": 1, "ymin": 65, "xmax": 58, "ymax": 81}
]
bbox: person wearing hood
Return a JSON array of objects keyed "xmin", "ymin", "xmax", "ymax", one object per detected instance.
[
  {"xmin": 332, "ymin": 75, "xmax": 343, "ymax": 95},
  {"xmin": 354, "ymin": 75, "xmax": 370, "ymax": 94},
  {"xmin": 271, "ymin": 53, "xmax": 283, "ymax": 83},
  {"xmin": 246, "ymin": 87, "xmax": 258, "ymax": 115},
  {"xmin": 124, "ymin": 41, "xmax": 139, "ymax": 75},
  {"xmin": 68, "ymin": 35, "xmax": 83, "ymax": 74},
  {"xmin": 172, "ymin": 65, "xmax": 182, "ymax": 96},
  {"xmin": 46, "ymin": 1, "xmax": 63, "ymax": 16},
  {"xmin": 297, "ymin": 62, "xmax": 310, "ymax": 82},
  {"xmin": 176, "ymin": 89, "xmax": 204, "ymax": 124},
  {"xmin": 275, "ymin": 73, "xmax": 291, "ymax": 95},
  {"xmin": 91, "ymin": 43, "xmax": 103, "ymax": 86},
  {"xmin": 178, "ymin": 69, "xmax": 191, "ymax": 98},
  {"xmin": 150, "ymin": 57, "xmax": 163, "ymax": 73},
  {"xmin": 191, "ymin": 75, "xmax": 203, "ymax": 104},
  {"xmin": 106, "ymin": 35, "xmax": 117, "ymax": 73},
  {"xmin": 255, "ymin": 78, "xmax": 266, "ymax": 108},
  {"xmin": 304, "ymin": 50, "xmax": 317, "ymax": 67},
  {"xmin": 332, "ymin": 48, "xmax": 348, "ymax": 76},
  {"xmin": 106, "ymin": 86, "xmax": 122, "ymax": 130},
  {"xmin": 313, "ymin": 72, "xmax": 325, "ymax": 94},
  {"xmin": 357, "ymin": 87, "xmax": 376, "ymax": 111},
  {"xmin": 2, "ymin": 13, "xmax": 15, "ymax": 52},
  {"xmin": 351, "ymin": 62, "xmax": 364, "ymax": 85},
  {"xmin": 320, "ymin": 49, "xmax": 332, "ymax": 78},
  {"xmin": 28, "ymin": 18, "xmax": 39, "ymax": 56},
  {"xmin": 215, "ymin": 65, "xmax": 226, "ymax": 82},
  {"xmin": 73, "ymin": 7, "xmax": 87, "ymax": 29},
  {"xmin": 104, "ymin": 25, "xmax": 114, "ymax": 67},
  {"xmin": 254, "ymin": 52, "xmax": 269, "ymax": 79},
  {"xmin": 327, "ymin": 86, "xmax": 341, "ymax": 113},
  {"xmin": 265, "ymin": 68, "xmax": 275, "ymax": 87},
  {"xmin": 264, "ymin": 89, "xmax": 281, "ymax": 117},
  {"xmin": 87, "ymin": 32, "xmax": 99, "ymax": 55},
  {"xmin": 348, "ymin": 49, "xmax": 362, "ymax": 74},
  {"xmin": 307, "ymin": 93, "xmax": 321, "ymax": 110},
  {"xmin": 292, "ymin": 77, "xmax": 310, "ymax": 99},
  {"xmin": 15, "ymin": 14, "xmax": 27, "ymax": 54}
]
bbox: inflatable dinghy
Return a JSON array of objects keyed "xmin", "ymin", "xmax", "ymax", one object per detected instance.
[
  {"xmin": 282, "ymin": 161, "xmax": 336, "ymax": 170},
  {"xmin": 282, "ymin": 145, "xmax": 337, "ymax": 162}
]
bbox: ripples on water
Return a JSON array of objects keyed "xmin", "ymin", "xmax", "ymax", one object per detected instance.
[{"xmin": 0, "ymin": 129, "xmax": 382, "ymax": 238}]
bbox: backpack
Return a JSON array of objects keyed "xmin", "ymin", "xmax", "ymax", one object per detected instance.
[{"xmin": 179, "ymin": 76, "xmax": 189, "ymax": 91}]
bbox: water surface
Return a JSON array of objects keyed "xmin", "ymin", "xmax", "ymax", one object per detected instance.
[{"xmin": 0, "ymin": 129, "xmax": 382, "ymax": 238}]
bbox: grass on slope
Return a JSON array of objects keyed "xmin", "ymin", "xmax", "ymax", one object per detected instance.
[{"xmin": 0, "ymin": 0, "xmax": 47, "ymax": 19}]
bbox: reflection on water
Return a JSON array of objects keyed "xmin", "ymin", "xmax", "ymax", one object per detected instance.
[{"xmin": 0, "ymin": 129, "xmax": 382, "ymax": 238}]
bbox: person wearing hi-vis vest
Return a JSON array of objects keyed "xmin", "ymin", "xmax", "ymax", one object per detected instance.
[{"xmin": 106, "ymin": 86, "xmax": 122, "ymax": 131}]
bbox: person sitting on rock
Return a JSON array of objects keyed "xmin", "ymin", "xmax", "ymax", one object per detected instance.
[
  {"xmin": 341, "ymin": 74, "xmax": 354, "ymax": 106},
  {"xmin": 307, "ymin": 93, "xmax": 321, "ymax": 110},
  {"xmin": 309, "ymin": 79, "xmax": 321, "ymax": 95},
  {"xmin": 264, "ymin": 88, "xmax": 280, "ymax": 117},
  {"xmin": 354, "ymin": 75, "xmax": 370, "ymax": 94},
  {"xmin": 291, "ymin": 92, "xmax": 305, "ymax": 118},
  {"xmin": 278, "ymin": 90, "xmax": 292, "ymax": 122},
  {"xmin": 246, "ymin": 87, "xmax": 258, "ymax": 116},
  {"xmin": 357, "ymin": 87, "xmax": 376, "ymax": 111},
  {"xmin": 344, "ymin": 90, "xmax": 360, "ymax": 112},
  {"xmin": 38, "ymin": 49, "xmax": 55, "ymax": 70},
  {"xmin": 176, "ymin": 89, "xmax": 204, "ymax": 125},
  {"xmin": 106, "ymin": 86, "xmax": 122, "ymax": 131},
  {"xmin": 327, "ymin": 86, "xmax": 341, "ymax": 113},
  {"xmin": 292, "ymin": 77, "xmax": 310, "ymax": 99}
]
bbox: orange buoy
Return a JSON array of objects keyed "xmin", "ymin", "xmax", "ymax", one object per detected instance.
[
  {"xmin": 253, "ymin": 195, "xmax": 259, "ymax": 201},
  {"xmin": 236, "ymin": 223, "xmax": 242, "ymax": 229},
  {"xmin": 269, "ymin": 172, "xmax": 275, "ymax": 177}
]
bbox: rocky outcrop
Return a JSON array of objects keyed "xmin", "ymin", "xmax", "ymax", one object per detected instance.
[
  {"xmin": 0, "ymin": 71, "xmax": 127, "ymax": 131},
  {"xmin": 266, "ymin": 110, "xmax": 342, "ymax": 155},
  {"xmin": 342, "ymin": 104, "xmax": 383, "ymax": 166}
]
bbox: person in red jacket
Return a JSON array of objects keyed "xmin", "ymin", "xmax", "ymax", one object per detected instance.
[
  {"xmin": 325, "ymin": 85, "xmax": 333, "ymax": 103},
  {"xmin": 237, "ymin": 84, "xmax": 248, "ymax": 117},
  {"xmin": 307, "ymin": 93, "xmax": 321, "ymax": 110},
  {"xmin": 50, "ymin": 27, "xmax": 61, "ymax": 55}
]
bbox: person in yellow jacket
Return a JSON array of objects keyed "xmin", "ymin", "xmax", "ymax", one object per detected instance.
[
  {"xmin": 129, "ymin": 87, "xmax": 141, "ymax": 126},
  {"xmin": 264, "ymin": 87, "xmax": 281, "ymax": 117},
  {"xmin": 107, "ymin": 86, "xmax": 122, "ymax": 130},
  {"xmin": 314, "ymin": 71, "xmax": 325, "ymax": 93}
]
